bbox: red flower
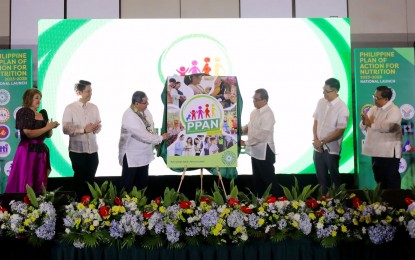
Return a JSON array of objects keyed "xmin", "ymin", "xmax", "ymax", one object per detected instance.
[
  {"xmin": 228, "ymin": 198, "xmax": 239, "ymax": 207},
  {"xmin": 114, "ymin": 197, "xmax": 122, "ymax": 206},
  {"xmin": 241, "ymin": 205, "xmax": 253, "ymax": 214},
  {"xmin": 23, "ymin": 194, "xmax": 31, "ymax": 205},
  {"xmin": 143, "ymin": 211, "xmax": 154, "ymax": 219},
  {"xmin": 81, "ymin": 195, "xmax": 91, "ymax": 206},
  {"xmin": 316, "ymin": 209, "xmax": 325, "ymax": 216},
  {"xmin": 352, "ymin": 197, "xmax": 361, "ymax": 208},
  {"xmin": 180, "ymin": 201, "xmax": 191, "ymax": 209},
  {"xmin": 0, "ymin": 206, "xmax": 7, "ymax": 213},
  {"xmin": 277, "ymin": 196, "xmax": 288, "ymax": 201},
  {"xmin": 99, "ymin": 206, "xmax": 111, "ymax": 218},
  {"xmin": 321, "ymin": 196, "xmax": 332, "ymax": 201},
  {"xmin": 306, "ymin": 199, "xmax": 318, "ymax": 209},
  {"xmin": 200, "ymin": 196, "xmax": 212, "ymax": 204},
  {"xmin": 154, "ymin": 197, "xmax": 161, "ymax": 205},
  {"xmin": 266, "ymin": 196, "xmax": 277, "ymax": 203},
  {"xmin": 404, "ymin": 197, "xmax": 415, "ymax": 205}
]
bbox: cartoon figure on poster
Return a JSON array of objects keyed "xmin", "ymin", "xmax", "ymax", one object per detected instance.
[{"xmin": 166, "ymin": 75, "xmax": 238, "ymax": 168}]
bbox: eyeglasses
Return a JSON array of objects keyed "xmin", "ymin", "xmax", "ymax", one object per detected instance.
[
  {"xmin": 323, "ymin": 88, "xmax": 335, "ymax": 94},
  {"xmin": 372, "ymin": 95, "xmax": 384, "ymax": 101}
]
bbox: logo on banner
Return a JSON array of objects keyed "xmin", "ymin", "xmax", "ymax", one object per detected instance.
[
  {"xmin": 181, "ymin": 95, "xmax": 223, "ymax": 134},
  {"xmin": 0, "ymin": 141, "xmax": 10, "ymax": 157},
  {"xmin": 0, "ymin": 89, "xmax": 11, "ymax": 105},
  {"xmin": 4, "ymin": 160, "xmax": 13, "ymax": 176},
  {"xmin": 13, "ymin": 106, "xmax": 22, "ymax": 119},
  {"xmin": 403, "ymin": 140, "xmax": 415, "ymax": 152},
  {"xmin": 0, "ymin": 108, "xmax": 10, "ymax": 123},
  {"xmin": 400, "ymin": 104, "xmax": 415, "ymax": 120},
  {"xmin": 399, "ymin": 158, "xmax": 407, "ymax": 174},
  {"xmin": 402, "ymin": 122, "xmax": 414, "ymax": 135},
  {"xmin": 0, "ymin": 124, "xmax": 10, "ymax": 140}
]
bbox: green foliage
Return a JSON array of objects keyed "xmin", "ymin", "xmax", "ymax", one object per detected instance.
[
  {"xmin": 163, "ymin": 187, "xmax": 179, "ymax": 207},
  {"xmin": 141, "ymin": 235, "xmax": 164, "ymax": 249},
  {"xmin": 321, "ymin": 236, "xmax": 338, "ymax": 248},
  {"xmin": 229, "ymin": 180, "xmax": 238, "ymax": 199},
  {"xmin": 363, "ymin": 183, "xmax": 384, "ymax": 204},
  {"xmin": 25, "ymin": 184, "xmax": 39, "ymax": 208},
  {"xmin": 212, "ymin": 181, "xmax": 225, "ymax": 205},
  {"xmin": 280, "ymin": 177, "xmax": 319, "ymax": 201}
]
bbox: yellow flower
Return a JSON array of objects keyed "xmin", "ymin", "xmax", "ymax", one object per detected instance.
[
  {"xmin": 292, "ymin": 221, "xmax": 298, "ymax": 228},
  {"xmin": 336, "ymin": 208, "xmax": 344, "ymax": 214},
  {"xmin": 18, "ymin": 226, "xmax": 25, "ymax": 232},
  {"xmin": 331, "ymin": 230, "xmax": 337, "ymax": 237},
  {"xmin": 104, "ymin": 221, "xmax": 110, "ymax": 226},
  {"xmin": 349, "ymin": 193, "xmax": 356, "ymax": 199},
  {"xmin": 411, "ymin": 210, "xmax": 415, "ymax": 217},
  {"xmin": 319, "ymin": 216, "xmax": 325, "ymax": 223},
  {"xmin": 292, "ymin": 202, "xmax": 299, "ymax": 209},
  {"xmin": 308, "ymin": 213, "xmax": 316, "ymax": 220},
  {"xmin": 24, "ymin": 219, "xmax": 31, "ymax": 226},
  {"xmin": 77, "ymin": 203, "xmax": 85, "ymax": 210},
  {"xmin": 75, "ymin": 218, "xmax": 81, "ymax": 229},
  {"xmin": 258, "ymin": 218, "xmax": 265, "ymax": 226},
  {"xmin": 89, "ymin": 204, "xmax": 96, "ymax": 209},
  {"xmin": 365, "ymin": 215, "xmax": 371, "ymax": 224},
  {"xmin": 236, "ymin": 226, "xmax": 243, "ymax": 233},
  {"xmin": 258, "ymin": 207, "xmax": 265, "ymax": 212},
  {"xmin": 112, "ymin": 205, "xmax": 120, "ymax": 215},
  {"xmin": 159, "ymin": 206, "xmax": 166, "ymax": 213},
  {"xmin": 385, "ymin": 215, "xmax": 392, "ymax": 223},
  {"xmin": 358, "ymin": 205, "xmax": 366, "ymax": 212},
  {"xmin": 90, "ymin": 225, "xmax": 95, "ymax": 231},
  {"xmin": 185, "ymin": 209, "xmax": 193, "ymax": 214},
  {"xmin": 321, "ymin": 201, "xmax": 327, "ymax": 206},
  {"xmin": 352, "ymin": 219, "xmax": 358, "ymax": 225},
  {"xmin": 341, "ymin": 225, "xmax": 347, "ymax": 233},
  {"xmin": 132, "ymin": 197, "xmax": 138, "ymax": 203},
  {"xmin": 119, "ymin": 206, "xmax": 126, "ymax": 213},
  {"xmin": 215, "ymin": 223, "xmax": 223, "ymax": 230},
  {"xmin": 212, "ymin": 229, "xmax": 220, "ymax": 236}
]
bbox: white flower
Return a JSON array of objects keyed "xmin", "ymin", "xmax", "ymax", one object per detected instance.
[{"xmin": 317, "ymin": 222, "xmax": 324, "ymax": 229}]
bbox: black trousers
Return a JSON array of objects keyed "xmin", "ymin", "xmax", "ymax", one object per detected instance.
[
  {"xmin": 69, "ymin": 151, "xmax": 99, "ymax": 198},
  {"xmin": 313, "ymin": 150, "xmax": 340, "ymax": 194},
  {"xmin": 120, "ymin": 155, "xmax": 149, "ymax": 192},
  {"xmin": 251, "ymin": 145, "xmax": 276, "ymax": 196},
  {"xmin": 372, "ymin": 156, "xmax": 401, "ymax": 189}
]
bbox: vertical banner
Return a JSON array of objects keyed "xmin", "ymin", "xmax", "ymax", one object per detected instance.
[
  {"xmin": 165, "ymin": 75, "xmax": 239, "ymax": 169},
  {"xmin": 0, "ymin": 49, "xmax": 32, "ymax": 193},
  {"xmin": 354, "ymin": 48, "xmax": 415, "ymax": 189}
]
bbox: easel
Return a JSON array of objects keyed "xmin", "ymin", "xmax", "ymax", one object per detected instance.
[{"xmin": 177, "ymin": 166, "xmax": 227, "ymax": 197}]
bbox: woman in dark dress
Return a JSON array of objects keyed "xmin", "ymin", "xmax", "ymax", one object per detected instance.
[{"xmin": 5, "ymin": 88, "xmax": 59, "ymax": 193}]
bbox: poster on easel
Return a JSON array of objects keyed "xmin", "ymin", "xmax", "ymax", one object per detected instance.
[
  {"xmin": 354, "ymin": 48, "xmax": 415, "ymax": 189},
  {"xmin": 0, "ymin": 49, "xmax": 32, "ymax": 193},
  {"xmin": 165, "ymin": 75, "xmax": 238, "ymax": 168}
]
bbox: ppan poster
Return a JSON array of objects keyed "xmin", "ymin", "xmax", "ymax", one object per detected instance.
[
  {"xmin": 166, "ymin": 75, "xmax": 238, "ymax": 168},
  {"xmin": 0, "ymin": 49, "xmax": 32, "ymax": 193},
  {"xmin": 354, "ymin": 48, "xmax": 415, "ymax": 189}
]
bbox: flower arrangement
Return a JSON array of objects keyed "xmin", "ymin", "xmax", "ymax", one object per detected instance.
[
  {"xmin": 2, "ymin": 180, "xmax": 415, "ymax": 249},
  {"xmin": 4, "ymin": 185, "xmax": 58, "ymax": 246}
]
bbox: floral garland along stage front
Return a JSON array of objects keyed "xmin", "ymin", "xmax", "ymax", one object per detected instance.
[{"xmin": 1, "ymin": 181, "xmax": 415, "ymax": 249}]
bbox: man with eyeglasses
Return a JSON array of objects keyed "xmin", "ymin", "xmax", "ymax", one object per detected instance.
[
  {"xmin": 360, "ymin": 86, "xmax": 402, "ymax": 189},
  {"xmin": 312, "ymin": 78, "xmax": 349, "ymax": 194},
  {"xmin": 241, "ymin": 88, "xmax": 277, "ymax": 196},
  {"xmin": 118, "ymin": 91, "xmax": 170, "ymax": 191}
]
